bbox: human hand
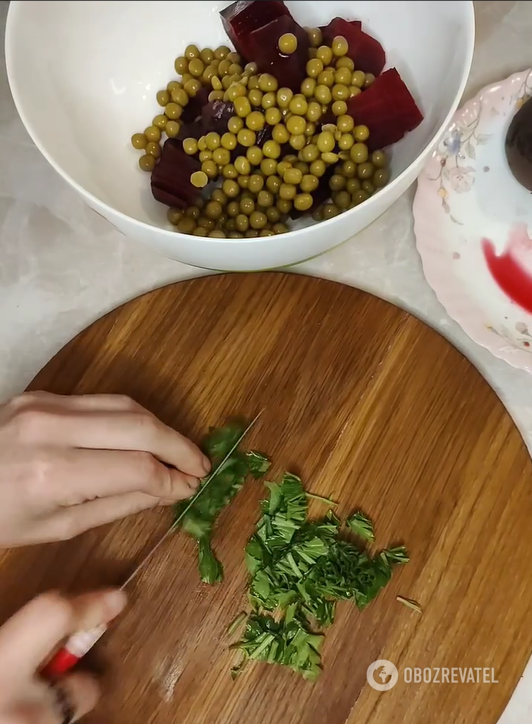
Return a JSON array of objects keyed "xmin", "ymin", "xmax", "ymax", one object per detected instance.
[
  {"xmin": 0, "ymin": 589, "xmax": 126, "ymax": 724},
  {"xmin": 0, "ymin": 391, "xmax": 211, "ymax": 546}
]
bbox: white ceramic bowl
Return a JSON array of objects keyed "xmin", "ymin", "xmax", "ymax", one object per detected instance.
[{"xmin": 5, "ymin": 1, "xmax": 475, "ymax": 271}]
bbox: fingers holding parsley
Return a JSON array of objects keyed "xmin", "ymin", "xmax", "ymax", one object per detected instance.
[{"xmin": 0, "ymin": 391, "xmax": 210, "ymax": 546}]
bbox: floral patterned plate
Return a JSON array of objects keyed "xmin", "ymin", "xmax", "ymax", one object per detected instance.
[{"xmin": 413, "ymin": 69, "xmax": 532, "ymax": 373}]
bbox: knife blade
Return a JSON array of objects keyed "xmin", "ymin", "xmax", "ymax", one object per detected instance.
[{"xmin": 40, "ymin": 410, "xmax": 264, "ymax": 680}]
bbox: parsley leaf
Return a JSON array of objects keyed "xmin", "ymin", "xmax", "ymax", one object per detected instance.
[
  {"xmin": 231, "ymin": 612, "xmax": 324, "ymax": 682},
  {"xmin": 246, "ymin": 450, "xmax": 271, "ymax": 478},
  {"xmin": 383, "ymin": 546, "xmax": 410, "ymax": 565},
  {"xmin": 346, "ymin": 510, "xmax": 375, "ymax": 542},
  {"xmin": 198, "ymin": 536, "xmax": 224, "ymax": 584}
]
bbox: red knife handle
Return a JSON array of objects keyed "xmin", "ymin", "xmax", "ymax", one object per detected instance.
[
  {"xmin": 40, "ymin": 624, "xmax": 108, "ymax": 680},
  {"xmin": 41, "ymin": 648, "xmax": 80, "ymax": 679}
]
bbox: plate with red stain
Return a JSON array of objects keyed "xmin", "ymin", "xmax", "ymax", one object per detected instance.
[{"xmin": 413, "ymin": 68, "xmax": 532, "ymax": 373}]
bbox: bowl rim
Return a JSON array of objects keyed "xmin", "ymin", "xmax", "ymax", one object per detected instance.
[{"xmin": 4, "ymin": 0, "xmax": 476, "ymax": 245}]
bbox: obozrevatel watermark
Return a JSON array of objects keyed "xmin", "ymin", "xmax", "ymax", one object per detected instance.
[{"xmin": 366, "ymin": 659, "xmax": 499, "ymax": 691}]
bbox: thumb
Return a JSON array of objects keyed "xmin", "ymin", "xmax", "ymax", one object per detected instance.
[{"xmin": 0, "ymin": 590, "xmax": 127, "ymax": 681}]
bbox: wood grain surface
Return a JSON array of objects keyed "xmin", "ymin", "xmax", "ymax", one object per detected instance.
[{"xmin": 1, "ymin": 272, "xmax": 531, "ymax": 724}]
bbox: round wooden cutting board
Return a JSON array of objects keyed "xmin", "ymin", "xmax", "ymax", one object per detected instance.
[{"xmin": 2, "ymin": 273, "xmax": 531, "ymax": 724}]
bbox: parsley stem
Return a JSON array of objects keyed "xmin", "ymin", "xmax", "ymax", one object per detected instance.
[
  {"xmin": 306, "ymin": 492, "xmax": 338, "ymax": 506},
  {"xmin": 249, "ymin": 634, "xmax": 275, "ymax": 660},
  {"xmin": 397, "ymin": 596, "xmax": 422, "ymax": 614},
  {"xmin": 227, "ymin": 612, "xmax": 247, "ymax": 636}
]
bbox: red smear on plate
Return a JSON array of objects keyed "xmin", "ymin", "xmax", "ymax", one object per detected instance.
[{"xmin": 482, "ymin": 224, "xmax": 532, "ymax": 313}]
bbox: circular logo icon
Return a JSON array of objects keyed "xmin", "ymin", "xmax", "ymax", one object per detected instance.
[{"xmin": 366, "ymin": 659, "xmax": 399, "ymax": 691}]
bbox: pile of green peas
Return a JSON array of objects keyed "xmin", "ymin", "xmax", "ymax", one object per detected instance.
[{"xmin": 130, "ymin": 28, "xmax": 390, "ymax": 238}]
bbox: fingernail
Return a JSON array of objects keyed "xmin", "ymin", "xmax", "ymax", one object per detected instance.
[
  {"xmin": 201, "ymin": 456, "xmax": 212, "ymax": 475},
  {"xmin": 104, "ymin": 590, "xmax": 128, "ymax": 620}
]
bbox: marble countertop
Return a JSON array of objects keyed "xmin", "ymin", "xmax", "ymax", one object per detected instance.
[{"xmin": 0, "ymin": 1, "xmax": 531, "ymax": 720}]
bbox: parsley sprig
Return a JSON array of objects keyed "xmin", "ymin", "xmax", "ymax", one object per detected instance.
[{"xmin": 173, "ymin": 422, "xmax": 270, "ymax": 583}]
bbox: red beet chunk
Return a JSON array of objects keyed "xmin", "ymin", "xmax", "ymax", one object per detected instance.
[
  {"xmin": 231, "ymin": 126, "xmax": 272, "ymax": 163},
  {"xmin": 151, "ymin": 187, "xmax": 188, "ymax": 209},
  {"xmin": 177, "ymin": 122, "xmax": 203, "ymax": 141},
  {"xmin": 232, "ymin": 126, "xmax": 272, "ymax": 160},
  {"xmin": 221, "ymin": 0, "xmax": 290, "ymax": 60},
  {"xmin": 182, "ymin": 100, "xmax": 246, "ymax": 139},
  {"xmin": 320, "ymin": 19, "xmax": 361, "ymax": 32},
  {"xmin": 294, "ymin": 167, "xmax": 334, "ymax": 219},
  {"xmin": 201, "ymin": 100, "xmax": 235, "ymax": 134},
  {"xmin": 346, "ymin": 68, "xmax": 423, "ymax": 151},
  {"xmin": 321, "ymin": 106, "xmax": 336, "ymax": 126},
  {"xmin": 181, "ymin": 87, "xmax": 210, "ymax": 123},
  {"xmin": 151, "ymin": 139, "xmax": 202, "ymax": 208},
  {"xmin": 246, "ymin": 15, "xmax": 309, "ymax": 91},
  {"xmin": 321, "ymin": 17, "xmax": 385, "ymax": 76},
  {"xmin": 255, "ymin": 124, "xmax": 273, "ymax": 147}
]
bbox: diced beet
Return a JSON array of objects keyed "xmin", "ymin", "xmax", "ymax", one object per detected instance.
[
  {"xmin": 181, "ymin": 103, "xmax": 199, "ymax": 125},
  {"xmin": 179, "ymin": 100, "xmax": 232, "ymax": 139},
  {"xmin": 221, "ymin": 0, "xmax": 290, "ymax": 61},
  {"xmin": 201, "ymin": 100, "xmax": 235, "ymax": 134},
  {"xmin": 246, "ymin": 15, "xmax": 309, "ymax": 91},
  {"xmin": 321, "ymin": 107, "xmax": 336, "ymax": 126},
  {"xmin": 232, "ymin": 127, "xmax": 272, "ymax": 163},
  {"xmin": 314, "ymin": 166, "xmax": 335, "ymax": 206},
  {"xmin": 151, "ymin": 139, "xmax": 202, "ymax": 208},
  {"xmin": 291, "ymin": 167, "xmax": 334, "ymax": 220},
  {"xmin": 255, "ymin": 124, "xmax": 273, "ymax": 147},
  {"xmin": 197, "ymin": 87, "xmax": 211, "ymax": 107},
  {"xmin": 309, "ymin": 167, "xmax": 334, "ymax": 212},
  {"xmin": 151, "ymin": 187, "xmax": 188, "ymax": 209},
  {"xmin": 346, "ymin": 68, "xmax": 423, "ymax": 151},
  {"xmin": 177, "ymin": 122, "xmax": 203, "ymax": 141},
  {"xmin": 320, "ymin": 18, "xmax": 361, "ymax": 33},
  {"xmin": 181, "ymin": 87, "xmax": 210, "ymax": 123},
  {"xmin": 321, "ymin": 17, "xmax": 385, "ymax": 76}
]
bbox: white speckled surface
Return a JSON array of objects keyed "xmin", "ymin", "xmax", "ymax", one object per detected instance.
[{"xmin": 0, "ymin": 1, "xmax": 530, "ymax": 719}]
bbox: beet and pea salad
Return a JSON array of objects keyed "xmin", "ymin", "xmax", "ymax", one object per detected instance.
[{"xmin": 130, "ymin": 0, "xmax": 424, "ymax": 238}]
